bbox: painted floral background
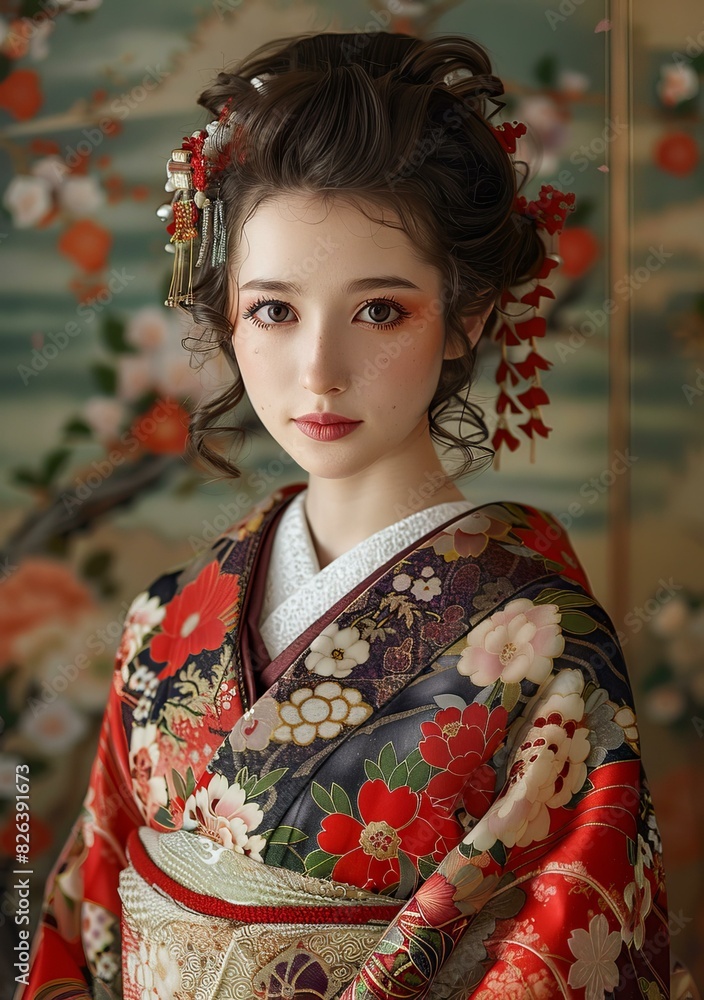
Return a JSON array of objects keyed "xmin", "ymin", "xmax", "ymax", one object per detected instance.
[{"xmin": 0, "ymin": 0, "xmax": 702, "ymax": 993}]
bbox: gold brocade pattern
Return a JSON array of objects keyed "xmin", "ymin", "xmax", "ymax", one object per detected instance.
[
  {"xmin": 118, "ymin": 827, "xmax": 477, "ymax": 999},
  {"xmin": 118, "ymin": 828, "xmax": 395, "ymax": 999},
  {"xmin": 136, "ymin": 826, "xmax": 393, "ymax": 907}
]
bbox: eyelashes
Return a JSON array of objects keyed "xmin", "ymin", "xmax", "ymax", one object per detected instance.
[{"xmin": 241, "ymin": 294, "xmax": 412, "ymax": 331}]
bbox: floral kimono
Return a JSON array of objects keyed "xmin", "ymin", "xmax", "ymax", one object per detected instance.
[{"xmin": 19, "ymin": 480, "xmax": 674, "ymax": 1000}]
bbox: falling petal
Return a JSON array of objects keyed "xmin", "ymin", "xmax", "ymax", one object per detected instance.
[
  {"xmin": 597, "ymin": 164, "xmax": 610, "ymax": 172},
  {"xmin": 595, "ymin": 18, "xmax": 611, "ymax": 32}
]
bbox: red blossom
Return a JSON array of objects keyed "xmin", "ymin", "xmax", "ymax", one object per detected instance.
[
  {"xmin": 519, "ymin": 415, "xmax": 552, "ymax": 439},
  {"xmin": 491, "ymin": 425, "xmax": 521, "ymax": 453},
  {"xmin": 419, "ymin": 703, "xmax": 508, "ymax": 815},
  {"xmin": 182, "ymin": 130, "xmax": 207, "ymax": 190},
  {"xmin": 520, "ymin": 283, "xmax": 555, "ymax": 308},
  {"xmin": 30, "ymin": 139, "xmax": 60, "ymax": 155},
  {"xmin": 491, "ymin": 120, "xmax": 528, "ymax": 154},
  {"xmin": 0, "ymin": 69, "xmax": 42, "ymax": 120},
  {"xmin": 536, "ymin": 254, "xmax": 560, "ymax": 281},
  {"xmin": 517, "ymin": 385, "xmax": 550, "ymax": 411},
  {"xmin": 514, "ymin": 350, "xmax": 552, "ymax": 380},
  {"xmin": 514, "ymin": 316, "xmax": 546, "ymax": 341},
  {"xmin": 318, "ymin": 779, "xmax": 462, "ymax": 893},
  {"xmin": 130, "ymin": 400, "xmax": 190, "ymax": 455},
  {"xmin": 57, "ymin": 219, "xmax": 112, "ymax": 273},
  {"xmin": 150, "ymin": 561, "xmax": 241, "ymax": 678},
  {"xmin": 516, "ymin": 184, "xmax": 576, "ymax": 235},
  {"xmin": 496, "ymin": 356, "xmax": 520, "ymax": 387},
  {"xmin": 496, "ymin": 391, "xmax": 521, "ymax": 415},
  {"xmin": 493, "ymin": 320, "xmax": 522, "ymax": 347}
]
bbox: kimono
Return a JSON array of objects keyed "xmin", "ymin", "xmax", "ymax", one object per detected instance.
[{"xmin": 18, "ymin": 479, "xmax": 675, "ymax": 1000}]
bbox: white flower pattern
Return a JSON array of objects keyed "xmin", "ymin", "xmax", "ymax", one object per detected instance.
[
  {"xmin": 464, "ymin": 668, "xmax": 590, "ymax": 850},
  {"xmin": 127, "ymin": 939, "xmax": 182, "ymax": 1000},
  {"xmin": 411, "ymin": 567, "xmax": 442, "ymax": 602},
  {"xmin": 272, "ymin": 681, "xmax": 373, "ymax": 746},
  {"xmin": 304, "ymin": 622, "xmax": 370, "ymax": 678},
  {"xmin": 567, "ymin": 912, "xmax": 621, "ymax": 1000},
  {"xmin": 457, "ymin": 597, "xmax": 565, "ymax": 686},
  {"xmin": 182, "ymin": 774, "xmax": 265, "ymax": 861},
  {"xmin": 128, "ymin": 723, "xmax": 169, "ymax": 821}
]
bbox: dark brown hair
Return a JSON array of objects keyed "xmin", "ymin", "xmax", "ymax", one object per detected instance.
[{"xmin": 180, "ymin": 30, "xmax": 545, "ymax": 481}]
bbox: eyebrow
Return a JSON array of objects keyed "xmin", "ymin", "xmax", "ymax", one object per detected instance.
[{"xmin": 238, "ymin": 275, "xmax": 422, "ymax": 294}]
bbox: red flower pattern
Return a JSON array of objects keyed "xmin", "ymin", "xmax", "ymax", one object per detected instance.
[
  {"xmin": 419, "ymin": 703, "xmax": 508, "ymax": 817},
  {"xmin": 149, "ymin": 561, "xmax": 241, "ymax": 678},
  {"xmin": 513, "ymin": 508, "xmax": 591, "ymax": 592},
  {"xmin": 318, "ymin": 779, "xmax": 462, "ymax": 892}
]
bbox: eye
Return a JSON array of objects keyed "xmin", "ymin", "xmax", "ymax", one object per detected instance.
[
  {"xmin": 241, "ymin": 297, "xmax": 295, "ymax": 328},
  {"xmin": 241, "ymin": 294, "xmax": 412, "ymax": 331},
  {"xmin": 356, "ymin": 296, "xmax": 411, "ymax": 330}
]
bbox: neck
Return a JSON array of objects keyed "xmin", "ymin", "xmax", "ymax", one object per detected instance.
[{"xmin": 301, "ymin": 442, "xmax": 469, "ymax": 570}]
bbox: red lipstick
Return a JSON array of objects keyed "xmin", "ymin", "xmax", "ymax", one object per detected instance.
[{"xmin": 294, "ymin": 412, "xmax": 363, "ymax": 442}]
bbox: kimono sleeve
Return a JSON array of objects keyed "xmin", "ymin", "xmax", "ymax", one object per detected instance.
[
  {"xmin": 337, "ymin": 588, "xmax": 671, "ymax": 999},
  {"xmin": 15, "ymin": 622, "xmax": 145, "ymax": 1000}
]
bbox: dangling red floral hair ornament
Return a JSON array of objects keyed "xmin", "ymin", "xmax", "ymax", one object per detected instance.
[{"xmin": 489, "ymin": 120, "xmax": 576, "ymax": 468}]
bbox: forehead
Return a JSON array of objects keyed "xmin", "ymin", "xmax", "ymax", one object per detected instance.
[{"xmin": 237, "ymin": 192, "xmax": 435, "ymax": 284}]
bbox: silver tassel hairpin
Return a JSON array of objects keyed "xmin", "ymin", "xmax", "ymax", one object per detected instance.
[
  {"xmin": 211, "ymin": 194, "xmax": 228, "ymax": 267},
  {"xmin": 195, "ymin": 195, "xmax": 213, "ymax": 268},
  {"xmin": 160, "ymin": 88, "xmax": 253, "ymax": 304}
]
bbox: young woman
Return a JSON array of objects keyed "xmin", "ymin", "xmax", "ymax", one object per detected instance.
[{"xmin": 19, "ymin": 29, "xmax": 677, "ymax": 1000}]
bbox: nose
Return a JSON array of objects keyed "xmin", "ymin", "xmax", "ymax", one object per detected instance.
[{"xmin": 298, "ymin": 326, "xmax": 349, "ymax": 396}]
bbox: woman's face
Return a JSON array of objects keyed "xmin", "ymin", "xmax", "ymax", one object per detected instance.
[{"xmin": 229, "ymin": 192, "xmax": 486, "ymax": 482}]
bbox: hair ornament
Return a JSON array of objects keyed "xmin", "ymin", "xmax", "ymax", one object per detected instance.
[
  {"xmin": 491, "ymin": 119, "xmax": 527, "ymax": 154},
  {"xmin": 157, "ymin": 87, "xmax": 575, "ymax": 472},
  {"xmin": 490, "ymin": 176, "xmax": 576, "ymax": 467},
  {"xmin": 160, "ymin": 96, "xmax": 244, "ymax": 307}
]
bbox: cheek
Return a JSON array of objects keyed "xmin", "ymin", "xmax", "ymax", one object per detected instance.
[
  {"xmin": 230, "ymin": 331, "xmax": 259, "ymax": 393},
  {"xmin": 379, "ymin": 333, "xmax": 443, "ymax": 394}
]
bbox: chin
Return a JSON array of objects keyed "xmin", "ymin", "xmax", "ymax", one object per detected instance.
[{"xmin": 290, "ymin": 446, "xmax": 375, "ymax": 482}]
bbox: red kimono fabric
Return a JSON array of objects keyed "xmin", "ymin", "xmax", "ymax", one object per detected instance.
[{"xmin": 17, "ymin": 483, "xmax": 675, "ymax": 999}]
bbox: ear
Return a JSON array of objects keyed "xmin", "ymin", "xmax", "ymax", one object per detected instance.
[{"xmin": 443, "ymin": 301, "xmax": 495, "ymax": 361}]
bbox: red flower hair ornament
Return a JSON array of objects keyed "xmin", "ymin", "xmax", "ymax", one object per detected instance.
[
  {"xmin": 158, "ymin": 102, "xmax": 575, "ymax": 467},
  {"xmin": 489, "ymin": 122, "xmax": 577, "ymax": 465},
  {"xmin": 158, "ymin": 83, "xmax": 256, "ymax": 308}
]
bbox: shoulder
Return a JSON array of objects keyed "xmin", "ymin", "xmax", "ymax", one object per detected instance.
[
  {"xmin": 475, "ymin": 499, "xmax": 593, "ymax": 596},
  {"xmin": 114, "ymin": 483, "xmax": 303, "ymax": 682},
  {"xmin": 133, "ymin": 481, "xmax": 306, "ymax": 605}
]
